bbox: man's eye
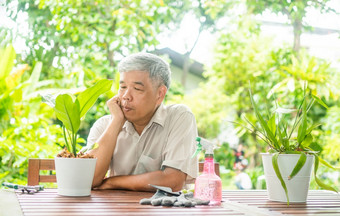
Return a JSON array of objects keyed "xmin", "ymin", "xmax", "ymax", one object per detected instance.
[
  {"xmin": 120, "ymin": 86, "xmax": 127, "ymax": 89},
  {"xmin": 134, "ymin": 87, "xmax": 143, "ymax": 91}
]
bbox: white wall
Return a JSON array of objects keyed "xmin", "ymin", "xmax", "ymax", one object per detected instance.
[{"xmin": 170, "ymin": 65, "xmax": 205, "ymax": 94}]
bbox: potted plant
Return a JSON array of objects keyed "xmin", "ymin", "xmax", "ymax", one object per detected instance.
[
  {"xmin": 42, "ymin": 79, "xmax": 112, "ymax": 196},
  {"xmin": 235, "ymin": 85, "xmax": 339, "ymax": 205}
]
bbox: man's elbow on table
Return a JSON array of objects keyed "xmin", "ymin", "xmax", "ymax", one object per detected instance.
[
  {"xmin": 92, "ymin": 175, "xmax": 104, "ymax": 188},
  {"xmin": 156, "ymin": 168, "xmax": 187, "ymax": 192}
]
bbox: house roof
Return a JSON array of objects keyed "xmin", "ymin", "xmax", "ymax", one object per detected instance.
[{"xmin": 154, "ymin": 48, "xmax": 205, "ymax": 78}]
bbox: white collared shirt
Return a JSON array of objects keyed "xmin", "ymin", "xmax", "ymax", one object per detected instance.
[{"xmin": 86, "ymin": 103, "xmax": 198, "ymax": 183}]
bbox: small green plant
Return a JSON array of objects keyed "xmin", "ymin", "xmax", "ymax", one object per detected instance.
[
  {"xmin": 234, "ymin": 85, "xmax": 339, "ymax": 204},
  {"xmin": 42, "ymin": 79, "xmax": 113, "ymax": 157}
]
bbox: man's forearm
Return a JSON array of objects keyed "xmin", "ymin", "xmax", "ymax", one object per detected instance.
[
  {"xmin": 95, "ymin": 168, "xmax": 187, "ymax": 192},
  {"xmin": 89, "ymin": 118, "xmax": 123, "ymax": 187}
]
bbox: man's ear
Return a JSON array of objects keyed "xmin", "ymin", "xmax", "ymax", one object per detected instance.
[{"xmin": 156, "ymin": 85, "xmax": 167, "ymax": 104}]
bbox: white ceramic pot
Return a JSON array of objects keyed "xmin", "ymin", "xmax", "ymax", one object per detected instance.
[
  {"xmin": 261, "ymin": 153, "xmax": 314, "ymax": 202},
  {"xmin": 55, "ymin": 157, "xmax": 97, "ymax": 196}
]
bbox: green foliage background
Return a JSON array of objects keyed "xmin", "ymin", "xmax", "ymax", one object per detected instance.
[{"xmin": 1, "ymin": 0, "xmax": 339, "ymax": 190}]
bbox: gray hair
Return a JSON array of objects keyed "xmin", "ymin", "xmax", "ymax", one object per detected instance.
[{"xmin": 118, "ymin": 53, "xmax": 171, "ymax": 89}]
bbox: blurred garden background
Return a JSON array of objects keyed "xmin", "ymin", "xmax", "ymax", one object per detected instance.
[{"xmin": 1, "ymin": 0, "xmax": 340, "ymax": 190}]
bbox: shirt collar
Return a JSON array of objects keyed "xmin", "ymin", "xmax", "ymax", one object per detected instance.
[
  {"xmin": 150, "ymin": 103, "xmax": 166, "ymax": 127},
  {"xmin": 122, "ymin": 103, "xmax": 167, "ymax": 134}
]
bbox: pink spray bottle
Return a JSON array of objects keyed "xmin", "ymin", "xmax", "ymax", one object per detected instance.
[{"xmin": 193, "ymin": 137, "xmax": 222, "ymax": 205}]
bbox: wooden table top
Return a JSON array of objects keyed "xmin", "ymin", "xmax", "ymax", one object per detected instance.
[{"xmin": 1, "ymin": 189, "xmax": 340, "ymax": 216}]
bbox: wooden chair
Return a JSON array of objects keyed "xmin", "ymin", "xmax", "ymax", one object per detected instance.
[
  {"xmin": 27, "ymin": 159, "xmax": 56, "ymax": 186},
  {"xmin": 199, "ymin": 162, "xmax": 220, "ymax": 177}
]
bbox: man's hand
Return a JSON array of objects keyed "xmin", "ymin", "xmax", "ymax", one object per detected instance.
[{"xmin": 106, "ymin": 95, "xmax": 125, "ymax": 122}]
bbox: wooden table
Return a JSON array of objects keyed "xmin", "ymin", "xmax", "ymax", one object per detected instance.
[{"xmin": 1, "ymin": 189, "xmax": 340, "ymax": 216}]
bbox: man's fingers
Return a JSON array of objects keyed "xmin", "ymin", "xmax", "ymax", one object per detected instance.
[
  {"xmin": 107, "ymin": 96, "xmax": 120, "ymax": 106},
  {"xmin": 115, "ymin": 97, "xmax": 121, "ymax": 106}
]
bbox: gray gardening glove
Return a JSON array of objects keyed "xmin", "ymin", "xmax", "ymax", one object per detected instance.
[
  {"xmin": 140, "ymin": 189, "xmax": 178, "ymax": 206},
  {"xmin": 140, "ymin": 190, "xmax": 210, "ymax": 207},
  {"xmin": 173, "ymin": 192, "xmax": 210, "ymax": 207},
  {"xmin": 173, "ymin": 192, "xmax": 194, "ymax": 207},
  {"xmin": 184, "ymin": 192, "xmax": 210, "ymax": 206},
  {"xmin": 154, "ymin": 196, "xmax": 178, "ymax": 206}
]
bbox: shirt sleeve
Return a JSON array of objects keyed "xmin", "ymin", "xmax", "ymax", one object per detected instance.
[
  {"xmin": 161, "ymin": 105, "xmax": 198, "ymax": 183},
  {"xmin": 86, "ymin": 115, "xmax": 111, "ymax": 149}
]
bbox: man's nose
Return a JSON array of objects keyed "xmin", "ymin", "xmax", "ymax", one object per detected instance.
[{"xmin": 122, "ymin": 89, "xmax": 132, "ymax": 101}]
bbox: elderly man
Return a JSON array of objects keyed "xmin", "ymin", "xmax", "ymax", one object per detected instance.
[{"xmin": 87, "ymin": 53, "xmax": 198, "ymax": 192}]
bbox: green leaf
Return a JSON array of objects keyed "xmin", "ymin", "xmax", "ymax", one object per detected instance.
[
  {"xmin": 54, "ymin": 94, "xmax": 80, "ymax": 134},
  {"xmin": 77, "ymin": 79, "xmax": 113, "ymax": 118},
  {"xmin": 267, "ymin": 114, "xmax": 276, "ymax": 135},
  {"xmin": 285, "ymin": 150, "xmax": 301, "ymax": 154},
  {"xmin": 113, "ymin": 72, "xmax": 120, "ymax": 94},
  {"xmin": 306, "ymin": 124, "xmax": 321, "ymax": 135},
  {"xmin": 308, "ymin": 142, "xmax": 322, "ymax": 152},
  {"xmin": 311, "ymin": 94, "xmax": 328, "ymax": 109},
  {"xmin": 10, "ymin": 87, "xmax": 23, "ymax": 102},
  {"xmin": 272, "ymin": 153, "xmax": 289, "ymax": 205},
  {"xmin": 277, "ymin": 128, "xmax": 284, "ymax": 149},
  {"xmin": 62, "ymin": 125, "xmax": 72, "ymax": 153},
  {"xmin": 318, "ymin": 157, "xmax": 340, "ymax": 170},
  {"xmin": 0, "ymin": 171, "xmax": 10, "ymax": 179},
  {"xmin": 0, "ymin": 45, "xmax": 16, "ymax": 80},
  {"xmin": 288, "ymin": 153, "xmax": 306, "ymax": 180},
  {"xmin": 301, "ymin": 134, "xmax": 313, "ymax": 148},
  {"xmin": 13, "ymin": 155, "xmax": 27, "ymax": 168},
  {"xmin": 268, "ymin": 149, "xmax": 277, "ymax": 154},
  {"xmin": 297, "ymin": 99, "xmax": 307, "ymax": 144},
  {"xmin": 282, "ymin": 138, "xmax": 289, "ymax": 150},
  {"xmin": 249, "ymin": 89, "xmax": 279, "ymax": 149},
  {"xmin": 313, "ymin": 155, "xmax": 338, "ymax": 193}
]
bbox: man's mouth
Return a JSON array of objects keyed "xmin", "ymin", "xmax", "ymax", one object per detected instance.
[{"xmin": 122, "ymin": 106, "xmax": 132, "ymax": 112}]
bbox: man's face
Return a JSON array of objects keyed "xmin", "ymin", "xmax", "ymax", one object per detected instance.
[{"xmin": 118, "ymin": 70, "xmax": 165, "ymax": 126}]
